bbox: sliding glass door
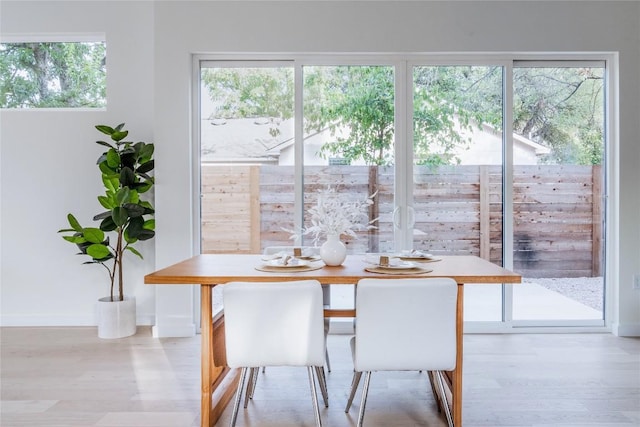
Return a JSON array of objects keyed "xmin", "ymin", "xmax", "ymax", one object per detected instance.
[
  {"xmin": 409, "ymin": 64, "xmax": 505, "ymax": 322},
  {"xmin": 196, "ymin": 55, "xmax": 609, "ymax": 330},
  {"xmin": 510, "ymin": 62, "xmax": 606, "ymax": 325}
]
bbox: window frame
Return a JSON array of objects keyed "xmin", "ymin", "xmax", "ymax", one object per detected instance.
[{"xmin": 192, "ymin": 52, "xmax": 618, "ymax": 334}]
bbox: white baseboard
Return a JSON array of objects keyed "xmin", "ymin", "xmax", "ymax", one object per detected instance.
[
  {"xmin": 152, "ymin": 320, "xmax": 196, "ymax": 337},
  {"xmin": 329, "ymin": 318, "xmax": 355, "ymax": 335},
  {"xmin": 0, "ymin": 314, "xmax": 155, "ymax": 327},
  {"xmin": 612, "ymin": 322, "xmax": 640, "ymax": 337}
]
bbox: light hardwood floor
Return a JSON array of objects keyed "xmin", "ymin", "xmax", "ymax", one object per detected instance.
[{"xmin": 1, "ymin": 327, "xmax": 639, "ymax": 427}]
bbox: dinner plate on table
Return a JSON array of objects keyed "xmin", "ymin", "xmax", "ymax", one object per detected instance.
[
  {"xmin": 396, "ymin": 251, "xmax": 440, "ymax": 262},
  {"xmin": 374, "ymin": 260, "xmax": 417, "ymax": 270},
  {"xmin": 264, "ymin": 258, "xmax": 310, "ymax": 268},
  {"xmin": 364, "ymin": 255, "xmax": 418, "ymax": 270}
]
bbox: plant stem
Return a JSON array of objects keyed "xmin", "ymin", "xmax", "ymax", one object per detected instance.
[{"xmin": 116, "ymin": 228, "xmax": 124, "ymax": 301}]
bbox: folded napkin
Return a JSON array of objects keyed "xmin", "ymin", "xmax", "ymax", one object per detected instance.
[
  {"xmin": 273, "ymin": 255, "xmax": 303, "ymax": 266},
  {"xmin": 400, "ymin": 250, "xmax": 433, "ymax": 259}
]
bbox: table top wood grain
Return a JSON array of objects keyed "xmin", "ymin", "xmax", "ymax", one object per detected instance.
[{"xmin": 145, "ymin": 254, "xmax": 521, "ymax": 286}]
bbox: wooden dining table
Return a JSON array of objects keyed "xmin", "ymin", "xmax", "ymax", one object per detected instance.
[{"xmin": 145, "ymin": 254, "xmax": 521, "ymax": 427}]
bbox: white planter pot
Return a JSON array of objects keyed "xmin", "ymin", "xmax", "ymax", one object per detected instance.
[
  {"xmin": 97, "ymin": 296, "xmax": 137, "ymax": 339},
  {"xmin": 320, "ymin": 234, "xmax": 347, "ymax": 266}
]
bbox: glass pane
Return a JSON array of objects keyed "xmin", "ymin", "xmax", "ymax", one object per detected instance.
[
  {"xmin": 200, "ymin": 66, "xmax": 294, "ymax": 253},
  {"xmin": 412, "ymin": 65, "xmax": 504, "ymax": 321},
  {"xmin": 302, "ymin": 65, "xmax": 395, "ymax": 254},
  {"xmin": 512, "ymin": 65, "xmax": 605, "ymax": 322},
  {"xmin": 0, "ymin": 42, "xmax": 106, "ymax": 108}
]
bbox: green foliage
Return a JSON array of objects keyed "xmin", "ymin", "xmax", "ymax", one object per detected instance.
[
  {"xmin": 0, "ymin": 42, "xmax": 106, "ymax": 108},
  {"xmin": 305, "ymin": 66, "xmax": 396, "ymax": 165},
  {"xmin": 58, "ymin": 124, "xmax": 155, "ymax": 301},
  {"xmin": 513, "ymin": 67, "xmax": 604, "ymax": 165},
  {"xmin": 202, "ymin": 67, "xmax": 294, "ymax": 137},
  {"xmin": 201, "ymin": 63, "xmax": 604, "ymax": 167}
]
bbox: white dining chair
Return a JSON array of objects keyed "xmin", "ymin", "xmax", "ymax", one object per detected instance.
[
  {"xmin": 223, "ymin": 280, "xmax": 328, "ymax": 427},
  {"xmin": 345, "ymin": 277, "xmax": 458, "ymax": 427},
  {"xmin": 263, "ymin": 246, "xmax": 332, "ymax": 372}
]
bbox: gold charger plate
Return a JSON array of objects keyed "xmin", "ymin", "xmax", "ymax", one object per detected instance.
[
  {"xmin": 255, "ymin": 264, "xmax": 324, "ymax": 273},
  {"xmin": 397, "ymin": 256, "xmax": 442, "ymax": 263},
  {"xmin": 364, "ymin": 266, "xmax": 433, "ymax": 275}
]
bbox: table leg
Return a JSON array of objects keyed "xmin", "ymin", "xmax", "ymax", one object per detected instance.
[
  {"xmin": 453, "ymin": 284, "xmax": 464, "ymax": 426},
  {"xmin": 201, "ymin": 285, "xmax": 213, "ymax": 427},
  {"xmin": 201, "ymin": 285, "xmax": 241, "ymax": 427}
]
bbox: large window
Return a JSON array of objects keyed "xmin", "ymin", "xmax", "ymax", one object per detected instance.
[
  {"xmin": 196, "ymin": 54, "xmax": 611, "ymax": 331},
  {"xmin": 0, "ymin": 41, "xmax": 106, "ymax": 108}
]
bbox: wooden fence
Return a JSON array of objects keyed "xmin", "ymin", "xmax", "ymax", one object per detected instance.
[{"xmin": 201, "ymin": 164, "xmax": 603, "ymax": 278}]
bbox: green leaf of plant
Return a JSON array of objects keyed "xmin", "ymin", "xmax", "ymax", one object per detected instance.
[
  {"xmin": 111, "ymin": 130, "xmax": 128, "ymax": 142},
  {"xmin": 139, "ymin": 144, "xmax": 154, "ymax": 162},
  {"xmin": 126, "ymin": 216, "xmax": 144, "ymax": 237},
  {"xmin": 137, "ymin": 159, "xmax": 154, "ymax": 174},
  {"xmin": 67, "ymin": 213, "xmax": 82, "ymax": 232},
  {"xmin": 87, "ymin": 243, "xmax": 112, "ymax": 261},
  {"xmin": 106, "ymin": 175, "xmax": 119, "ymax": 192},
  {"xmin": 123, "ymin": 203, "xmax": 145, "ymax": 218},
  {"xmin": 120, "ymin": 167, "xmax": 136, "ymax": 187},
  {"xmin": 95, "ymin": 125, "xmax": 115, "ymax": 135},
  {"xmin": 63, "ymin": 235, "xmax": 86, "ymax": 244},
  {"xmin": 97, "ymin": 195, "xmax": 113, "ymax": 210},
  {"xmin": 115, "ymin": 187, "xmax": 131, "ymax": 205},
  {"xmin": 120, "ymin": 151, "xmax": 136, "ymax": 169},
  {"xmin": 106, "ymin": 148, "xmax": 120, "ymax": 168},
  {"xmin": 93, "ymin": 211, "xmax": 112, "ymax": 221},
  {"xmin": 98, "ymin": 161, "xmax": 115, "ymax": 175},
  {"xmin": 128, "ymin": 190, "xmax": 139, "ymax": 204},
  {"xmin": 143, "ymin": 219, "xmax": 155, "ymax": 230},
  {"xmin": 99, "ymin": 216, "xmax": 117, "ymax": 232},
  {"xmin": 124, "ymin": 232, "xmax": 137, "ymax": 244},
  {"xmin": 83, "ymin": 228, "xmax": 105, "ymax": 244},
  {"xmin": 137, "ymin": 229, "xmax": 155, "ymax": 241},
  {"xmin": 95, "ymin": 140, "xmax": 113, "ymax": 149},
  {"xmin": 126, "ymin": 246, "xmax": 144, "ymax": 259},
  {"xmin": 111, "ymin": 207, "xmax": 128, "ymax": 226}
]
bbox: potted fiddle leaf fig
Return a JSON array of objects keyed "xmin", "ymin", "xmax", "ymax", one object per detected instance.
[{"xmin": 58, "ymin": 123, "xmax": 155, "ymax": 338}]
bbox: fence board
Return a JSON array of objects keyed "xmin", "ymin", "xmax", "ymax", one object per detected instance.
[{"xmin": 200, "ymin": 164, "xmax": 602, "ymax": 278}]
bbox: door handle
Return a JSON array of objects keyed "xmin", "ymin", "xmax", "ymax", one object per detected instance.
[
  {"xmin": 393, "ymin": 207, "xmax": 401, "ymax": 229},
  {"xmin": 408, "ymin": 206, "xmax": 416, "ymax": 228}
]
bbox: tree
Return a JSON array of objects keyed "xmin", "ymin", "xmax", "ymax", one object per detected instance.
[
  {"xmin": 0, "ymin": 42, "xmax": 106, "ymax": 108},
  {"xmin": 201, "ymin": 67, "xmax": 294, "ymax": 138},
  {"xmin": 201, "ymin": 63, "xmax": 604, "ymax": 167},
  {"xmin": 513, "ymin": 67, "xmax": 604, "ymax": 165},
  {"xmin": 304, "ymin": 66, "xmax": 395, "ymax": 165}
]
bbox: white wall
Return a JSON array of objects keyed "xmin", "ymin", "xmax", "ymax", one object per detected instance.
[
  {"xmin": 0, "ymin": 1, "xmax": 156, "ymax": 326},
  {"xmin": 2, "ymin": 1, "xmax": 639, "ymax": 336}
]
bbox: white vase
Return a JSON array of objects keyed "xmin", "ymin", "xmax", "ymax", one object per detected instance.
[
  {"xmin": 320, "ymin": 234, "xmax": 347, "ymax": 266},
  {"xmin": 96, "ymin": 296, "xmax": 137, "ymax": 339}
]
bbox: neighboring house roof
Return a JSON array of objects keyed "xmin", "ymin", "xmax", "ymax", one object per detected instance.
[{"xmin": 202, "ymin": 117, "xmax": 550, "ymax": 166}]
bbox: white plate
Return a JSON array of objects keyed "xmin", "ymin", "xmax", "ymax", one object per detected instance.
[
  {"xmin": 397, "ymin": 251, "xmax": 435, "ymax": 260},
  {"xmin": 364, "ymin": 256, "xmax": 416, "ymax": 269},
  {"xmin": 264, "ymin": 259, "xmax": 309, "ymax": 268},
  {"xmin": 375, "ymin": 260, "xmax": 416, "ymax": 269}
]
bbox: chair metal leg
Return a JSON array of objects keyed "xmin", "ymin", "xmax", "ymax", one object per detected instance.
[
  {"xmin": 315, "ymin": 366, "xmax": 329, "ymax": 407},
  {"xmin": 307, "ymin": 366, "xmax": 323, "ymax": 427},
  {"xmin": 244, "ymin": 367, "xmax": 258, "ymax": 408},
  {"xmin": 427, "ymin": 370, "xmax": 443, "ymax": 413},
  {"xmin": 230, "ymin": 367, "xmax": 248, "ymax": 427},
  {"xmin": 356, "ymin": 371, "xmax": 372, "ymax": 427},
  {"xmin": 344, "ymin": 371, "xmax": 362, "ymax": 412},
  {"xmin": 434, "ymin": 370, "xmax": 454, "ymax": 427},
  {"xmin": 325, "ymin": 347, "xmax": 331, "ymax": 372},
  {"xmin": 323, "ymin": 317, "xmax": 331, "ymax": 372},
  {"xmin": 249, "ymin": 367, "xmax": 259, "ymax": 398}
]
